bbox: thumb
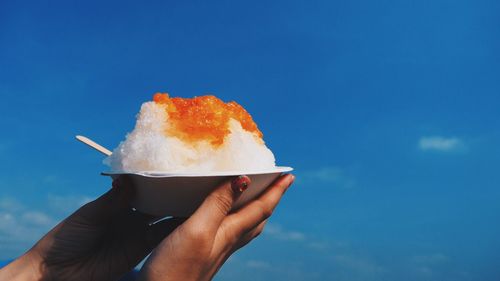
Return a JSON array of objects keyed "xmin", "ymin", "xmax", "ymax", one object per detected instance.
[
  {"xmin": 74, "ymin": 176, "xmax": 134, "ymax": 224},
  {"xmin": 187, "ymin": 175, "xmax": 251, "ymax": 234}
]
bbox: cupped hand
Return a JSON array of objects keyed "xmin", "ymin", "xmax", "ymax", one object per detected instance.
[
  {"xmin": 2, "ymin": 177, "xmax": 184, "ymax": 281},
  {"xmin": 138, "ymin": 173, "xmax": 295, "ymax": 281},
  {"xmin": 0, "ymin": 173, "xmax": 294, "ymax": 281}
]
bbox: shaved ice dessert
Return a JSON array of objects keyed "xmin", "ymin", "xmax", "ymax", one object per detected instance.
[{"xmin": 105, "ymin": 93, "xmax": 276, "ymax": 172}]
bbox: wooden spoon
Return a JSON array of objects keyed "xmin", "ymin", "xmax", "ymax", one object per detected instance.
[{"xmin": 76, "ymin": 135, "xmax": 112, "ymax": 156}]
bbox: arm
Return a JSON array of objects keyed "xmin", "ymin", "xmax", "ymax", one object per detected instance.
[
  {"xmin": 0, "ymin": 177, "xmax": 183, "ymax": 281},
  {"xmin": 138, "ymin": 174, "xmax": 295, "ymax": 281},
  {"xmin": 0, "ymin": 174, "xmax": 295, "ymax": 281},
  {"xmin": 0, "ymin": 252, "xmax": 43, "ymax": 281}
]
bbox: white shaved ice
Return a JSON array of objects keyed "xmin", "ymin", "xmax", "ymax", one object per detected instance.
[{"xmin": 105, "ymin": 101, "xmax": 276, "ymax": 172}]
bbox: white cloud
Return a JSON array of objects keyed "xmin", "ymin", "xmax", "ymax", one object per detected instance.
[
  {"xmin": 21, "ymin": 211, "xmax": 55, "ymax": 226},
  {"xmin": 47, "ymin": 194, "xmax": 93, "ymax": 215},
  {"xmin": 262, "ymin": 224, "xmax": 347, "ymax": 254},
  {"xmin": 0, "ymin": 192, "xmax": 95, "ymax": 260},
  {"xmin": 418, "ymin": 136, "xmax": 465, "ymax": 152},
  {"xmin": 0, "ymin": 194, "xmax": 92, "ymax": 260},
  {"xmin": 409, "ymin": 253, "xmax": 450, "ymax": 278},
  {"xmin": 0, "ymin": 197, "xmax": 24, "ymax": 212},
  {"xmin": 333, "ymin": 254, "xmax": 385, "ymax": 275},
  {"xmin": 218, "ymin": 227, "xmax": 389, "ymax": 281},
  {"xmin": 264, "ymin": 224, "xmax": 306, "ymax": 241},
  {"xmin": 299, "ymin": 166, "xmax": 355, "ymax": 188},
  {"xmin": 307, "ymin": 241, "xmax": 332, "ymax": 251},
  {"xmin": 416, "ymin": 266, "xmax": 433, "ymax": 276},
  {"xmin": 0, "ymin": 212, "xmax": 16, "ymax": 232},
  {"xmin": 412, "ymin": 253, "xmax": 449, "ymax": 264},
  {"xmin": 303, "ymin": 166, "xmax": 343, "ymax": 182},
  {"xmin": 245, "ymin": 260, "xmax": 272, "ymax": 269},
  {"xmin": 0, "ymin": 208, "xmax": 56, "ymax": 259}
]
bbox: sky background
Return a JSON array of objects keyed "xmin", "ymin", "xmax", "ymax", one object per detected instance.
[{"xmin": 1, "ymin": 0, "xmax": 500, "ymax": 280}]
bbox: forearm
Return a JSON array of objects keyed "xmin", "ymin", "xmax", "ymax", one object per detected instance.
[
  {"xmin": 137, "ymin": 254, "xmax": 213, "ymax": 281},
  {"xmin": 0, "ymin": 251, "xmax": 44, "ymax": 281},
  {"xmin": 137, "ymin": 261, "xmax": 205, "ymax": 281}
]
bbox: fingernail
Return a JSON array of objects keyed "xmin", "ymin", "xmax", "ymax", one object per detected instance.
[{"xmin": 232, "ymin": 175, "xmax": 251, "ymax": 193}]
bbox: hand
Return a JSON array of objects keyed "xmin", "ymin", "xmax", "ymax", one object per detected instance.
[
  {"xmin": 0, "ymin": 177, "xmax": 184, "ymax": 281},
  {"xmin": 137, "ymin": 173, "xmax": 295, "ymax": 281}
]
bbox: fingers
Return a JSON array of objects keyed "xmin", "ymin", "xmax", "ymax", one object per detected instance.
[
  {"xmin": 233, "ymin": 220, "xmax": 267, "ymax": 251},
  {"xmin": 207, "ymin": 218, "xmax": 267, "ymax": 281},
  {"xmin": 225, "ymin": 174, "xmax": 294, "ymax": 237},
  {"xmin": 187, "ymin": 176, "xmax": 250, "ymax": 235},
  {"xmin": 74, "ymin": 176, "xmax": 134, "ymax": 224}
]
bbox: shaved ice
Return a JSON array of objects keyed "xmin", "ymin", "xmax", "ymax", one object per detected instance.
[{"xmin": 105, "ymin": 93, "xmax": 276, "ymax": 172}]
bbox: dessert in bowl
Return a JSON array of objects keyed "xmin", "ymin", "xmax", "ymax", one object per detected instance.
[
  {"xmin": 102, "ymin": 167, "xmax": 292, "ymax": 217},
  {"xmin": 102, "ymin": 93, "xmax": 292, "ymax": 217}
]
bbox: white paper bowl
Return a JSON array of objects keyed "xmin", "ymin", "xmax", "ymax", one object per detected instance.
[{"xmin": 102, "ymin": 166, "xmax": 293, "ymax": 217}]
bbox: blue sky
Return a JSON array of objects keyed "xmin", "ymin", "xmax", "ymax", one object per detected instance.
[{"xmin": 1, "ymin": 0, "xmax": 500, "ymax": 280}]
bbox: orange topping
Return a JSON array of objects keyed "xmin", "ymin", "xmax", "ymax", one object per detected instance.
[{"xmin": 153, "ymin": 93, "xmax": 263, "ymax": 146}]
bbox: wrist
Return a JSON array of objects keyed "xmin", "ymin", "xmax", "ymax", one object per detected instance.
[
  {"xmin": 137, "ymin": 259, "xmax": 209, "ymax": 281},
  {"xmin": 0, "ymin": 250, "xmax": 44, "ymax": 281}
]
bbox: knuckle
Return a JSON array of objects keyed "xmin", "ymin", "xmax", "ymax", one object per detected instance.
[
  {"xmin": 224, "ymin": 229, "xmax": 240, "ymax": 248},
  {"xmin": 254, "ymin": 228, "xmax": 264, "ymax": 238},
  {"xmin": 184, "ymin": 226, "xmax": 211, "ymax": 244},
  {"xmin": 210, "ymin": 193, "xmax": 233, "ymax": 215},
  {"xmin": 253, "ymin": 221, "xmax": 267, "ymax": 238},
  {"xmin": 222, "ymin": 222, "xmax": 242, "ymax": 245},
  {"xmin": 256, "ymin": 201, "xmax": 273, "ymax": 220},
  {"xmin": 183, "ymin": 233, "xmax": 212, "ymax": 254}
]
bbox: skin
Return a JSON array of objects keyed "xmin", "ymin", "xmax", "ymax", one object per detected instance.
[{"xmin": 0, "ymin": 174, "xmax": 295, "ymax": 281}]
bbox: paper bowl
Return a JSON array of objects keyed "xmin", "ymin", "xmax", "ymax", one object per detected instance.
[{"xmin": 102, "ymin": 166, "xmax": 293, "ymax": 217}]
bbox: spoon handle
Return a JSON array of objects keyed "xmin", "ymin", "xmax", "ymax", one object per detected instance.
[{"xmin": 76, "ymin": 135, "xmax": 112, "ymax": 156}]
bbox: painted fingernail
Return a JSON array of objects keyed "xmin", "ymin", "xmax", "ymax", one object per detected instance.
[{"xmin": 232, "ymin": 175, "xmax": 251, "ymax": 193}]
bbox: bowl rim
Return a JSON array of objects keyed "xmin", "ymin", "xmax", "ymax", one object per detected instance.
[{"xmin": 101, "ymin": 166, "xmax": 293, "ymax": 178}]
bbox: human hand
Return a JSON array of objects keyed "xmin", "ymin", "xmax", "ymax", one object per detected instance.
[
  {"xmin": 0, "ymin": 177, "xmax": 184, "ymax": 281},
  {"xmin": 137, "ymin": 173, "xmax": 295, "ymax": 281}
]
